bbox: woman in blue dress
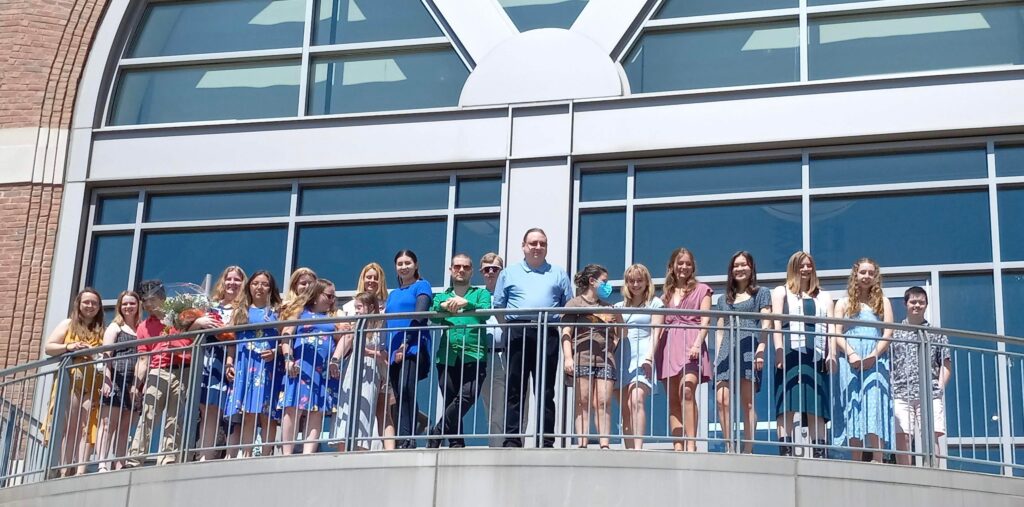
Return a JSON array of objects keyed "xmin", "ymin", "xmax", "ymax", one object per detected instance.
[
  {"xmin": 384, "ymin": 249, "xmax": 433, "ymax": 449},
  {"xmin": 833, "ymin": 257, "xmax": 894, "ymax": 462},
  {"xmin": 225, "ymin": 270, "xmax": 282, "ymax": 458},
  {"xmin": 196, "ymin": 266, "xmax": 245, "ymax": 461},
  {"xmin": 278, "ymin": 278, "xmax": 345, "ymax": 455}
]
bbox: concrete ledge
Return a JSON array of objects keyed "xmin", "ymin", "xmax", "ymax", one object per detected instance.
[{"xmin": 1, "ymin": 450, "xmax": 1021, "ymax": 507}]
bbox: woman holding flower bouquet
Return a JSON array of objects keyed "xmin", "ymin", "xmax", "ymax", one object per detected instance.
[
  {"xmin": 278, "ymin": 279, "xmax": 347, "ymax": 455},
  {"xmin": 194, "ymin": 266, "xmax": 246, "ymax": 461},
  {"xmin": 225, "ymin": 271, "xmax": 283, "ymax": 457}
]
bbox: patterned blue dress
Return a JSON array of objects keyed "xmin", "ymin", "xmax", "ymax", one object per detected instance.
[
  {"xmin": 225, "ymin": 306, "xmax": 279, "ymax": 417},
  {"xmin": 278, "ymin": 310, "xmax": 337, "ymax": 412},
  {"xmin": 834, "ymin": 302, "xmax": 894, "ymax": 447}
]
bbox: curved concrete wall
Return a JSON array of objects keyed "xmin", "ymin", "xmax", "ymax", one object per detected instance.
[{"xmin": 1, "ymin": 450, "xmax": 1021, "ymax": 507}]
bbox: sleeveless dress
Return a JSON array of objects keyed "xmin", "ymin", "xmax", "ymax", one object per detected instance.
[
  {"xmin": 774, "ymin": 289, "xmax": 832, "ymax": 421},
  {"xmin": 225, "ymin": 306, "xmax": 279, "ymax": 417},
  {"xmin": 713, "ymin": 287, "xmax": 771, "ymax": 389},
  {"xmin": 278, "ymin": 309, "xmax": 338, "ymax": 412},
  {"xmin": 833, "ymin": 302, "xmax": 894, "ymax": 447},
  {"xmin": 102, "ymin": 329, "xmax": 139, "ymax": 410},
  {"xmin": 656, "ymin": 283, "xmax": 713, "ymax": 382},
  {"xmin": 44, "ymin": 329, "xmax": 104, "ymax": 444},
  {"xmin": 614, "ymin": 298, "xmax": 664, "ymax": 389}
]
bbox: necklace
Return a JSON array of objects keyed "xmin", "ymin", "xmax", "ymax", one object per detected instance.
[{"xmin": 580, "ymin": 295, "xmax": 599, "ymax": 305}]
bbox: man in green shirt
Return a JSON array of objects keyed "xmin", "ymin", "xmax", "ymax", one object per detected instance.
[{"xmin": 428, "ymin": 253, "xmax": 491, "ymax": 448}]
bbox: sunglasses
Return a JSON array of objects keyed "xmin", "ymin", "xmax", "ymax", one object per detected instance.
[
  {"xmin": 481, "ymin": 266, "xmax": 502, "ymax": 274},
  {"xmin": 451, "ymin": 264, "xmax": 473, "ymax": 271}
]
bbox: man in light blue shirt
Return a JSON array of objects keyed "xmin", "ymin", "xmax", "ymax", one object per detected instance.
[{"xmin": 492, "ymin": 228, "xmax": 573, "ymax": 447}]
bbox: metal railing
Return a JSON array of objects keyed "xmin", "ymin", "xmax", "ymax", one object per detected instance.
[{"xmin": 2, "ymin": 306, "xmax": 1023, "ymax": 486}]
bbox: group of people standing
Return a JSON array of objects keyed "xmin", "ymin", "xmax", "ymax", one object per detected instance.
[{"xmin": 41, "ymin": 227, "xmax": 952, "ymax": 476}]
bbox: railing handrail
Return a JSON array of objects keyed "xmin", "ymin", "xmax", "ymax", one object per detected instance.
[{"xmin": 6, "ymin": 306, "xmax": 1022, "ymax": 379}]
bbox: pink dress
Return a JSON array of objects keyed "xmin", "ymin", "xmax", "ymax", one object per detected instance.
[{"xmin": 656, "ymin": 283, "xmax": 713, "ymax": 382}]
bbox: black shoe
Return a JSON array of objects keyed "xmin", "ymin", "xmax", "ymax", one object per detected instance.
[
  {"xmin": 449, "ymin": 439, "xmax": 465, "ymax": 448},
  {"xmin": 397, "ymin": 440, "xmax": 417, "ymax": 449},
  {"xmin": 812, "ymin": 440, "xmax": 828, "ymax": 459},
  {"xmin": 502, "ymin": 439, "xmax": 523, "ymax": 448},
  {"xmin": 778, "ymin": 437, "xmax": 793, "ymax": 457}
]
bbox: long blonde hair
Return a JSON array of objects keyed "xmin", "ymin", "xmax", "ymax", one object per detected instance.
[
  {"xmin": 785, "ymin": 251, "xmax": 821, "ymax": 297},
  {"xmin": 113, "ymin": 290, "xmax": 141, "ymax": 327},
  {"xmin": 284, "ymin": 267, "xmax": 318, "ymax": 304},
  {"xmin": 354, "ymin": 263, "xmax": 388, "ymax": 304},
  {"xmin": 845, "ymin": 257, "xmax": 884, "ymax": 318},
  {"xmin": 621, "ymin": 264, "xmax": 655, "ymax": 307},
  {"xmin": 210, "ymin": 266, "xmax": 246, "ymax": 305},
  {"xmin": 662, "ymin": 247, "xmax": 698, "ymax": 303},
  {"xmin": 281, "ymin": 279, "xmax": 334, "ymax": 321}
]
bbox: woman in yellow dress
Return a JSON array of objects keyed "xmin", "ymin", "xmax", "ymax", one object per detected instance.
[{"xmin": 44, "ymin": 288, "xmax": 105, "ymax": 476}]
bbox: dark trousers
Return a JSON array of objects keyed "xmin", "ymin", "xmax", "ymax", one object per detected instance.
[
  {"xmin": 503, "ymin": 325, "xmax": 558, "ymax": 447},
  {"xmin": 432, "ymin": 361, "xmax": 487, "ymax": 447},
  {"xmin": 388, "ymin": 353, "xmax": 430, "ymax": 447}
]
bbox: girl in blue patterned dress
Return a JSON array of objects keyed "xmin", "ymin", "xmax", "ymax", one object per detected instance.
[
  {"xmin": 278, "ymin": 278, "xmax": 344, "ymax": 455},
  {"xmin": 225, "ymin": 270, "xmax": 282, "ymax": 458},
  {"xmin": 833, "ymin": 257, "xmax": 894, "ymax": 462}
]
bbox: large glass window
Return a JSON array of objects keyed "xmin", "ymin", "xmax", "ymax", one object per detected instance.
[
  {"xmin": 809, "ymin": 5, "xmax": 1024, "ymax": 80},
  {"xmin": 308, "ymin": 49, "xmax": 468, "ymax": 115},
  {"xmin": 579, "ymin": 170, "xmax": 626, "ymax": 202},
  {"xmin": 454, "ymin": 217, "xmax": 501, "ymax": 285},
  {"xmin": 140, "ymin": 228, "xmax": 288, "ymax": 285},
  {"xmin": 87, "ymin": 234, "xmax": 133, "ymax": 298},
  {"xmin": 110, "ymin": 0, "xmax": 465, "ymax": 125},
  {"xmin": 810, "ymin": 191, "xmax": 992, "ymax": 270},
  {"xmin": 95, "ymin": 196, "xmax": 138, "ymax": 225},
  {"xmin": 128, "ymin": 0, "xmax": 306, "ymax": 57},
  {"xmin": 656, "ymin": 0, "xmax": 795, "ymax": 18},
  {"xmin": 810, "ymin": 148, "xmax": 987, "ymax": 188},
  {"xmin": 634, "ymin": 201, "xmax": 801, "ymax": 275},
  {"xmin": 456, "ymin": 178, "xmax": 502, "ymax": 208},
  {"xmin": 111, "ymin": 61, "xmax": 301, "ymax": 125},
  {"xmin": 313, "ymin": 0, "xmax": 442, "ymax": 45},
  {"xmin": 624, "ymin": 21, "xmax": 800, "ymax": 93},
  {"xmin": 499, "ymin": 0, "xmax": 589, "ymax": 32},
  {"xmin": 997, "ymin": 145, "xmax": 1024, "ymax": 177},
  {"xmin": 636, "ymin": 160, "xmax": 801, "ymax": 197},
  {"xmin": 578, "ymin": 210, "xmax": 626, "ymax": 274},
  {"xmin": 146, "ymin": 189, "xmax": 292, "ymax": 222},
  {"xmin": 300, "ymin": 180, "xmax": 448, "ymax": 215},
  {"xmin": 999, "ymin": 187, "xmax": 1024, "ymax": 261}
]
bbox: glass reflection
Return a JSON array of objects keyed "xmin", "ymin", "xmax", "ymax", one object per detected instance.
[
  {"xmin": 87, "ymin": 235, "xmax": 133, "ymax": 298},
  {"xmin": 140, "ymin": 228, "xmax": 287, "ymax": 286},
  {"xmin": 300, "ymin": 181, "xmax": 448, "ymax": 215},
  {"xmin": 499, "ymin": 0, "xmax": 589, "ymax": 32},
  {"xmin": 578, "ymin": 210, "xmax": 625, "ymax": 273},
  {"xmin": 314, "ymin": 0, "xmax": 442, "ymax": 45}
]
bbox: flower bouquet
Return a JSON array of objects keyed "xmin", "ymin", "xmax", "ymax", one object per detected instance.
[
  {"xmin": 161, "ymin": 283, "xmax": 211, "ymax": 331},
  {"xmin": 207, "ymin": 310, "xmax": 236, "ymax": 342}
]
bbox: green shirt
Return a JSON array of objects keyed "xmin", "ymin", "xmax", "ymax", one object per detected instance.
[{"xmin": 431, "ymin": 286, "xmax": 491, "ymax": 365}]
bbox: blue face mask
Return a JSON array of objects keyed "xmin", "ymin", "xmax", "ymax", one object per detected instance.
[{"xmin": 597, "ymin": 281, "xmax": 613, "ymax": 300}]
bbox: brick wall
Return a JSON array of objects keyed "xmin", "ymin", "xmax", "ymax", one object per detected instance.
[{"xmin": 0, "ymin": 0, "xmax": 109, "ymax": 367}]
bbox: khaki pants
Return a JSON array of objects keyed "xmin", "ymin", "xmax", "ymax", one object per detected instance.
[{"xmin": 126, "ymin": 366, "xmax": 190, "ymax": 466}]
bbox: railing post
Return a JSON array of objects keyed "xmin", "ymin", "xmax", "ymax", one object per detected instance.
[
  {"xmin": 728, "ymin": 314, "xmax": 738, "ymax": 454},
  {"xmin": 536, "ymin": 310, "xmax": 547, "ymax": 449},
  {"xmin": 180, "ymin": 336, "xmax": 206, "ymax": 464},
  {"xmin": 916, "ymin": 329, "xmax": 936, "ymax": 468},
  {"xmin": 0, "ymin": 403, "xmax": 18, "ymax": 486},
  {"xmin": 42, "ymin": 358, "xmax": 71, "ymax": 478},
  {"xmin": 343, "ymin": 316, "xmax": 367, "ymax": 452}
]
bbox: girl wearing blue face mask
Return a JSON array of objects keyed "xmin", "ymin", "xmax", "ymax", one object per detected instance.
[{"xmin": 561, "ymin": 264, "xmax": 623, "ymax": 449}]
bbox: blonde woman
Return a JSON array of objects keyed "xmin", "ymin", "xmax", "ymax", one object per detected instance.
[
  {"xmin": 771, "ymin": 251, "xmax": 835, "ymax": 458},
  {"xmin": 44, "ymin": 288, "xmax": 105, "ymax": 476},
  {"xmin": 341, "ymin": 263, "xmax": 388, "ymax": 315},
  {"xmin": 613, "ymin": 264, "xmax": 663, "ymax": 450},
  {"xmin": 96, "ymin": 290, "xmax": 142, "ymax": 472},
  {"xmin": 834, "ymin": 258, "xmax": 894, "ymax": 462},
  {"xmin": 334, "ymin": 292, "xmax": 395, "ymax": 450},
  {"xmin": 656, "ymin": 247, "xmax": 712, "ymax": 452}
]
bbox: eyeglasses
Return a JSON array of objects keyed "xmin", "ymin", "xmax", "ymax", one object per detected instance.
[
  {"xmin": 322, "ymin": 293, "xmax": 336, "ymax": 300},
  {"xmin": 451, "ymin": 264, "xmax": 473, "ymax": 271},
  {"xmin": 481, "ymin": 266, "xmax": 502, "ymax": 274},
  {"xmin": 251, "ymin": 281, "xmax": 271, "ymax": 288}
]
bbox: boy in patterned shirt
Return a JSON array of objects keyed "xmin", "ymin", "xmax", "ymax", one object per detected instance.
[{"xmin": 889, "ymin": 286, "xmax": 952, "ymax": 465}]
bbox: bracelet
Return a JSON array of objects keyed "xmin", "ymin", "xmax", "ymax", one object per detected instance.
[
  {"xmin": 284, "ymin": 354, "xmax": 294, "ymax": 362},
  {"xmin": 329, "ymin": 357, "xmax": 340, "ymax": 364}
]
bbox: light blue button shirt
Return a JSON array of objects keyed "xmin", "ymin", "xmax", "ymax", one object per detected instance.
[{"xmin": 492, "ymin": 260, "xmax": 573, "ymax": 322}]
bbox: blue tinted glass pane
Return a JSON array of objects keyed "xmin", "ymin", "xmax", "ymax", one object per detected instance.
[
  {"xmin": 940, "ymin": 273, "xmax": 1000, "ymax": 440},
  {"xmin": 656, "ymin": 0, "xmax": 795, "ymax": 18},
  {"xmin": 300, "ymin": 181, "xmax": 448, "ymax": 215},
  {"xmin": 146, "ymin": 189, "xmax": 291, "ymax": 222},
  {"xmin": 295, "ymin": 221, "xmax": 446, "ymax": 291},
  {"xmin": 1017, "ymin": 448, "xmax": 1024, "ymax": 477},
  {"xmin": 454, "ymin": 217, "xmax": 500, "ymax": 286},
  {"xmin": 140, "ymin": 228, "xmax": 287, "ymax": 287},
  {"xmin": 456, "ymin": 178, "xmax": 501, "ymax": 208},
  {"xmin": 635, "ymin": 160, "xmax": 801, "ymax": 198},
  {"xmin": 314, "ymin": 0, "xmax": 442, "ymax": 45},
  {"xmin": 580, "ymin": 171, "xmax": 626, "ymax": 202},
  {"xmin": 110, "ymin": 61, "xmax": 300, "ymax": 125},
  {"xmin": 810, "ymin": 192, "xmax": 991, "ymax": 270},
  {"xmin": 948, "ymin": 446, "xmax": 1003, "ymax": 475},
  {"xmin": 87, "ymin": 235, "xmax": 133, "ymax": 299},
  {"xmin": 1004, "ymin": 272, "xmax": 1024, "ymax": 341},
  {"xmin": 128, "ymin": 0, "xmax": 305, "ymax": 57},
  {"xmin": 810, "ymin": 149, "xmax": 987, "ymax": 188},
  {"xmin": 500, "ymin": 0, "xmax": 588, "ymax": 31},
  {"xmin": 997, "ymin": 145, "xmax": 1024, "ymax": 177},
  {"xmin": 809, "ymin": 5, "xmax": 1024, "ymax": 80},
  {"xmin": 634, "ymin": 201, "xmax": 801, "ymax": 276},
  {"xmin": 1003, "ymin": 271, "xmax": 1024, "ymax": 436},
  {"xmin": 999, "ymin": 188, "xmax": 1024, "ymax": 261},
  {"xmin": 308, "ymin": 50, "xmax": 468, "ymax": 115},
  {"xmin": 96, "ymin": 196, "xmax": 138, "ymax": 225},
  {"xmin": 578, "ymin": 210, "xmax": 626, "ymax": 275},
  {"xmin": 624, "ymin": 22, "xmax": 799, "ymax": 93}
]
